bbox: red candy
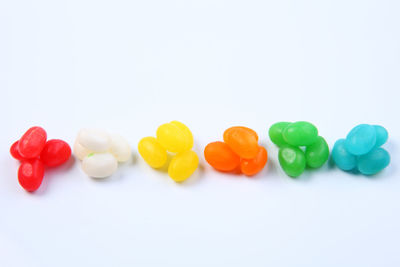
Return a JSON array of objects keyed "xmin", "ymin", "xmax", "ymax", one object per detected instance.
[
  {"xmin": 18, "ymin": 159, "xmax": 45, "ymax": 192},
  {"xmin": 10, "ymin": 127, "xmax": 71, "ymax": 192},
  {"xmin": 18, "ymin": 126, "xmax": 47, "ymax": 158},
  {"xmin": 40, "ymin": 139, "xmax": 71, "ymax": 167},
  {"xmin": 10, "ymin": 140, "xmax": 25, "ymax": 160}
]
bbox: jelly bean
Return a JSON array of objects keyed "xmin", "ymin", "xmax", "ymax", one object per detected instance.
[
  {"xmin": 282, "ymin": 121, "xmax": 318, "ymax": 147},
  {"xmin": 223, "ymin": 126, "xmax": 258, "ymax": 142},
  {"xmin": 73, "ymin": 140, "xmax": 92, "ymax": 160},
  {"xmin": 40, "ymin": 139, "xmax": 71, "ymax": 167},
  {"xmin": 109, "ymin": 134, "xmax": 131, "ymax": 162},
  {"xmin": 168, "ymin": 150, "xmax": 199, "ymax": 182},
  {"xmin": 344, "ymin": 124, "xmax": 376, "ymax": 155},
  {"xmin": 305, "ymin": 136, "xmax": 329, "ymax": 168},
  {"xmin": 204, "ymin": 141, "xmax": 240, "ymax": 172},
  {"xmin": 77, "ymin": 129, "xmax": 111, "ymax": 152},
  {"xmin": 138, "ymin": 137, "xmax": 168, "ymax": 168},
  {"xmin": 223, "ymin": 126, "xmax": 259, "ymax": 159},
  {"xmin": 156, "ymin": 121, "xmax": 193, "ymax": 153},
  {"xmin": 331, "ymin": 139, "xmax": 357, "ymax": 171},
  {"xmin": 357, "ymin": 147, "xmax": 390, "ymax": 175},
  {"xmin": 240, "ymin": 146, "xmax": 268, "ymax": 176},
  {"xmin": 82, "ymin": 152, "xmax": 118, "ymax": 178},
  {"xmin": 18, "ymin": 126, "xmax": 47, "ymax": 158},
  {"xmin": 374, "ymin": 125, "xmax": 388, "ymax": 147},
  {"xmin": 268, "ymin": 122, "xmax": 290, "ymax": 147},
  {"xmin": 18, "ymin": 159, "xmax": 45, "ymax": 192},
  {"xmin": 10, "ymin": 140, "xmax": 25, "ymax": 160},
  {"xmin": 278, "ymin": 146, "xmax": 306, "ymax": 177}
]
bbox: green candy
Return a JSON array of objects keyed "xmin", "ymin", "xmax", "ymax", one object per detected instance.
[
  {"xmin": 269, "ymin": 122, "xmax": 291, "ymax": 147},
  {"xmin": 278, "ymin": 146, "xmax": 306, "ymax": 177},
  {"xmin": 305, "ymin": 136, "xmax": 329, "ymax": 168},
  {"xmin": 283, "ymin": 121, "xmax": 318, "ymax": 146}
]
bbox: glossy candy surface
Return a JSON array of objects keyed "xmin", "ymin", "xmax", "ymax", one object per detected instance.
[
  {"xmin": 283, "ymin": 121, "xmax": 318, "ymax": 147},
  {"xmin": 10, "ymin": 140, "xmax": 24, "ymax": 160},
  {"xmin": 240, "ymin": 146, "xmax": 268, "ymax": 176},
  {"xmin": 345, "ymin": 124, "xmax": 376, "ymax": 156},
  {"xmin": 204, "ymin": 141, "xmax": 240, "ymax": 172},
  {"xmin": 138, "ymin": 137, "xmax": 168, "ymax": 168},
  {"xmin": 18, "ymin": 159, "xmax": 45, "ymax": 192},
  {"xmin": 269, "ymin": 121, "xmax": 328, "ymax": 177},
  {"xmin": 168, "ymin": 150, "xmax": 199, "ymax": 182},
  {"xmin": 11, "ymin": 127, "xmax": 71, "ymax": 192},
  {"xmin": 269, "ymin": 122, "xmax": 290, "ymax": 147},
  {"xmin": 205, "ymin": 126, "xmax": 267, "ymax": 176},
  {"xmin": 332, "ymin": 139, "xmax": 357, "ymax": 171},
  {"xmin": 278, "ymin": 146, "xmax": 306, "ymax": 177},
  {"xmin": 139, "ymin": 121, "xmax": 198, "ymax": 182},
  {"xmin": 74, "ymin": 129, "xmax": 131, "ymax": 178},
  {"xmin": 156, "ymin": 121, "xmax": 193, "ymax": 153},
  {"xmin": 333, "ymin": 124, "xmax": 390, "ymax": 175},
  {"xmin": 40, "ymin": 139, "xmax": 71, "ymax": 167},
  {"xmin": 305, "ymin": 136, "xmax": 329, "ymax": 168},
  {"xmin": 223, "ymin": 126, "xmax": 259, "ymax": 159},
  {"xmin": 18, "ymin": 126, "xmax": 47, "ymax": 158}
]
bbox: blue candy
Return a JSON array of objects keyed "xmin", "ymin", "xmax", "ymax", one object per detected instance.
[
  {"xmin": 332, "ymin": 139, "xmax": 357, "ymax": 171},
  {"xmin": 357, "ymin": 147, "xmax": 390, "ymax": 175},
  {"xmin": 373, "ymin": 125, "xmax": 388, "ymax": 147},
  {"xmin": 345, "ymin": 124, "xmax": 376, "ymax": 155},
  {"xmin": 333, "ymin": 124, "xmax": 390, "ymax": 175}
]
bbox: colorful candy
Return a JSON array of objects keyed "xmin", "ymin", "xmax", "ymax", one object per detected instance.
[
  {"xmin": 10, "ymin": 126, "xmax": 71, "ymax": 192},
  {"xmin": 204, "ymin": 126, "xmax": 268, "ymax": 176},
  {"xmin": 269, "ymin": 121, "xmax": 328, "ymax": 177},
  {"xmin": 332, "ymin": 124, "xmax": 390, "ymax": 175},
  {"xmin": 138, "ymin": 121, "xmax": 199, "ymax": 182},
  {"xmin": 74, "ymin": 129, "xmax": 131, "ymax": 178}
]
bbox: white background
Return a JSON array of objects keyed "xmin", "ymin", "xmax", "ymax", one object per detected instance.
[{"xmin": 1, "ymin": 0, "xmax": 399, "ymax": 266}]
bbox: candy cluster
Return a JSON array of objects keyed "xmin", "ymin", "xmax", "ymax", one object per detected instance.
[
  {"xmin": 138, "ymin": 121, "xmax": 199, "ymax": 182},
  {"xmin": 10, "ymin": 126, "xmax": 71, "ymax": 191},
  {"xmin": 74, "ymin": 129, "xmax": 131, "ymax": 178},
  {"xmin": 269, "ymin": 121, "xmax": 329, "ymax": 177},
  {"xmin": 204, "ymin": 126, "xmax": 268, "ymax": 176},
  {"xmin": 332, "ymin": 124, "xmax": 390, "ymax": 175}
]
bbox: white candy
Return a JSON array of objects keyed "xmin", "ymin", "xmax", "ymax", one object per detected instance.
[
  {"xmin": 82, "ymin": 152, "xmax": 118, "ymax": 178},
  {"xmin": 77, "ymin": 129, "xmax": 111, "ymax": 152},
  {"xmin": 73, "ymin": 140, "xmax": 92, "ymax": 161},
  {"xmin": 109, "ymin": 134, "xmax": 131, "ymax": 162}
]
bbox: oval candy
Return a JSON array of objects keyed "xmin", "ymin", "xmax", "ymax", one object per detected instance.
[
  {"xmin": 223, "ymin": 126, "xmax": 259, "ymax": 159},
  {"xmin": 278, "ymin": 146, "xmax": 306, "ymax": 177},
  {"xmin": 268, "ymin": 122, "xmax": 291, "ymax": 147},
  {"xmin": 305, "ymin": 136, "xmax": 329, "ymax": 168},
  {"xmin": 18, "ymin": 159, "xmax": 45, "ymax": 192},
  {"xmin": 344, "ymin": 124, "xmax": 376, "ymax": 156},
  {"xmin": 156, "ymin": 121, "xmax": 193, "ymax": 153},
  {"xmin": 357, "ymin": 147, "xmax": 390, "ymax": 175},
  {"xmin": 240, "ymin": 146, "xmax": 268, "ymax": 176},
  {"xmin": 82, "ymin": 152, "xmax": 118, "ymax": 178},
  {"xmin": 282, "ymin": 121, "xmax": 318, "ymax": 147},
  {"xmin": 18, "ymin": 126, "xmax": 47, "ymax": 159},
  {"xmin": 138, "ymin": 137, "xmax": 168, "ymax": 168},
  {"xmin": 168, "ymin": 150, "xmax": 199, "ymax": 182},
  {"xmin": 204, "ymin": 141, "xmax": 240, "ymax": 172},
  {"xmin": 77, "ymin": 129, "xmax": 111, "ymax": 152},
  {"xmin": 332, "ymin": 139, "xmax": 357, "ymax": 171},
  {"xmin": 40, "ymin": 139, "xmax": 71, "ymax": 167},
  {"xmin": 109, "ymin": 134, "xmax": 131, "ymax": 162}
]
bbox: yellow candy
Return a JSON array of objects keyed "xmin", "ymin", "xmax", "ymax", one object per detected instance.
[
  {"xmin": 156, "ymin": 121, "xmax": 193, "ymax": 153},
  {"xmin": 138, "ymin": 137, "xmax": 167, "ymax": 168},
  {"xmin": 168, "ymin": 150, "xmax": 199, "ymax": 182}
]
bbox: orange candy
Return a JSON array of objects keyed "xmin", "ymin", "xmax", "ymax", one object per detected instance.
[
  {"xmin": 223, "ymin": 126, "xmax": 259, "ymax": 159},
  {"xmin": 240, "ymin": 146, "xmax": 268, "ymax": 176},
  {"xmin": 204, "ymin": 141, "xmax": 240, "ymax": 172},
  {"xmin": 205, "ymin": 126, "xmax": 268, "ymax": 176}
]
